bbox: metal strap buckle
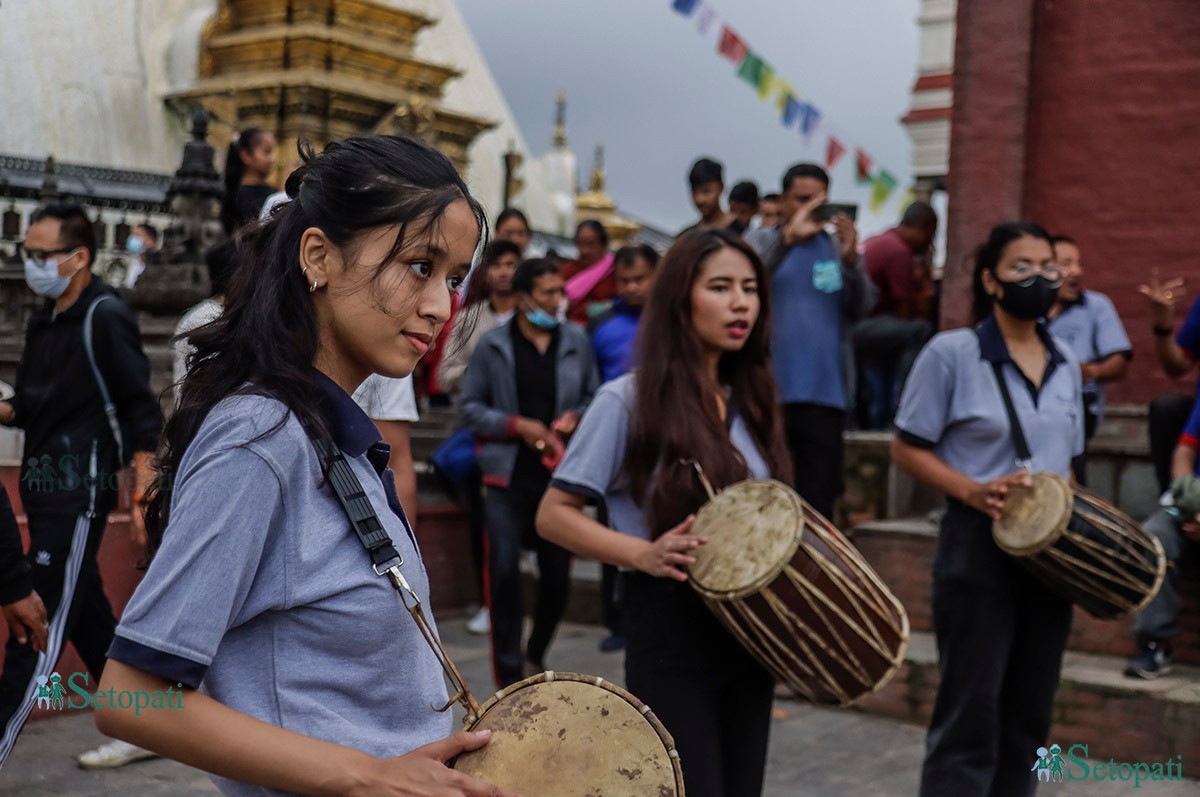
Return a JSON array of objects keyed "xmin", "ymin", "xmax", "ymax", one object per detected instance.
[{"xmin": 372, "ymin": 555, "xmax": 403, "ymax": 577}]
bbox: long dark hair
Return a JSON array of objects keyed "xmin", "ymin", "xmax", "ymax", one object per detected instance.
[
  {"xmin": 221, "ymin": 128, "xmax": 268, "ymax": 232},
  {"xmin": 147, "ymin": 135, "xmax": 486, "ymax": 553},
  {"xmin": 969, "ymin": 221, "xmax": 1053, "ymax": 323},
  {"xmin": 623, "ymin": 228, "xmax": 792, "ymax": 537}
]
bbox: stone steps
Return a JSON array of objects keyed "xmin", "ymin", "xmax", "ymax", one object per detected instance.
[
  {"xmin": 854, "ymin": 629, "xmax": 1200, "ymax": 766},
  {"xmin": 851, "ymin": 517, "xmax": 1200, "ymax": 666}
]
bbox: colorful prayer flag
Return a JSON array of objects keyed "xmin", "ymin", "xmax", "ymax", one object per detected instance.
[
  {"xmin": 774, "ymin": 79, "xmax": 797, "ymax": 114},
  {"xmin": 757, "ymin": 64, "xmax": 776, "ymax": 101},
  {"xmin": 718, "ymin": 26, "xmax": 749, "ymax": 64},
  {"xmin": 825, "ymin": 137, "xmax": 846, "ymax": 171},
  {"xmin": 799, "ymin": 103, "xmax": 821, "ymax": 142},
  {"xmin": 782, "ymin": 95, "xmax": 802, "ymax": 128},
  {"xmin": 697, "ymin": 4, "xmax": 718, "ymax": 35},
  {"xmin": 870, "ymin": 170, "xmax": 899, "ymax": 212},
  {"xmin": 672, "ymin": 0, "xmax": 701, "ymax": 16},
  {"xmin": 737, "ymin": 52, "xmax": 767, "ymax": 90},
  {"xmin": 855, "ymin": 149, "xmax": 874, "ymax": 184}
]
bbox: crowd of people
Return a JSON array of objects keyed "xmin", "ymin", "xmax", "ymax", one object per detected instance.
[{"xmin": 0, "ymin": 133, "xmax": 1195, "ymax": 797}]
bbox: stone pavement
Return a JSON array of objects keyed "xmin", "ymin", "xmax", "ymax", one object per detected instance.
[{"xmin": 3, "ymin": 619, "xmax": 1198, "ymax": 796}]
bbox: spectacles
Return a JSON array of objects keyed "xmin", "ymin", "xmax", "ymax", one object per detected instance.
[
  {"xmin": 20, "ymin": 246, "xmax": 79, "ymax": 267},
  {"xmin": 1004, "ymin": 262, "xmax": 1063, "ymax": 287}
]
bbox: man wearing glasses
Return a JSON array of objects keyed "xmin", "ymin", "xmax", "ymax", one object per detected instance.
[{"xmin": 0, "ymin": 202, "xmax": 161, "ymax": 769}]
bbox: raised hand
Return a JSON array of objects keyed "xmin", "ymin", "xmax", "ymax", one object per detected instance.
[
  {"xmin": 1138, "ymin": 268, "xmax": 1186, "ymax": 324},
  {"xmin": 782, "ymin": 192, "xmax": 827, "ymax": 246}
]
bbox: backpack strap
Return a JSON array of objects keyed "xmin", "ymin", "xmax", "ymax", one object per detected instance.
[{"xmin": 83, "ymin": 295, "xmax": 127, "ymax": 465}]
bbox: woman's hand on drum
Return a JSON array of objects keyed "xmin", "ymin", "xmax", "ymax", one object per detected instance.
[
  {"xmin": 962, "ymin": 471, "xmax": 1033, "ymax": 520},
  {"xmin": 634, "ymin": 515, "xmax": 706, "ymax": 581},
  {"xmin": 349, "ymin": 729, "xmax": 521, "ymax": 797}
]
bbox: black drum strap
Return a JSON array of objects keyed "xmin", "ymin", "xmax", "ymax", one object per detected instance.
[
  {"xmin": 989, "ymin": 361, "xmax": 1034, "ymax": 471},
  {"xmin": 316, "ymin": 439, "xmax": 404, "ymax": 573},
  {"xmin": 313, "ymin": 437, "xmax": 484, "ymax": 719}
]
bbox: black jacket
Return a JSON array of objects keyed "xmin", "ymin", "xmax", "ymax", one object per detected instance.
[
  {"xmin": 0, "ymin": 482, "xmax": 31, "ymax": 604},
  {"xmin": 9, "ymin": 278, "xmax": 161, "ymax": 517}
]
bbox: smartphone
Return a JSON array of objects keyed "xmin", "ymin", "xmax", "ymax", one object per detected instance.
[{"xmin": 814, "ymin": 202, "xmax": 858, "ymax": 222}]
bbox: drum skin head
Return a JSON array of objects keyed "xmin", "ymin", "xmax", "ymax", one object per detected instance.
[
  {"xmin": 689, "ymin": 480, "xmax": 802, "ymax": 598},
  {"xmin": 993, "ymin": 472, "xmax": 1073, "ymax": 555},
  {"xmin": 453, "ymin": 673, "xmax": 683, "ymax": 796}
]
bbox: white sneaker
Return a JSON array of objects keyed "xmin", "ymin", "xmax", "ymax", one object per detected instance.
[
  {"xmin": 465, "ymin": 606, "xmax": 490, "ymax": 635},
  {"xmin": 77, "ymin": 739, "xmax": 159, "ymax": 769}
]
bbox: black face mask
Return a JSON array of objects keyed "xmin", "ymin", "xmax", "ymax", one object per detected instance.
[{"xmin": 993, "ymin": 275, "xmax": 1059, "ymax": 320}]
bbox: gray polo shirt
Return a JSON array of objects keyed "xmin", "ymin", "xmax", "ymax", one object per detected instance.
[
  {"xmin": 550, "ymin": 374, "xmax": 770, "ymax": 540},
  {"xmin": 1047, "ymin": 289, "xmax": 1132, "ymax": 418},
  {"xmin": 108, "ymin": 373, "xmax": 451, "ymax": 796},
  {"xmin": 895, "ymin": 317, "xmax": 1084, "ymax": 483}
]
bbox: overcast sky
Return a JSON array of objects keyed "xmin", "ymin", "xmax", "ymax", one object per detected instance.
[{"xmin": 456, "ymin": 0, "xmax": 921, "ymax": 237}]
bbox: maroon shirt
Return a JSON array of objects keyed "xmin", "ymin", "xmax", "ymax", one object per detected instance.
[
  {"xmin": 863, "ymin": 228, "xmax": 917, "ymax": 316},
  {"xmin": 559, "ymin": 259, "xmax": 618, "ymax": 327}
]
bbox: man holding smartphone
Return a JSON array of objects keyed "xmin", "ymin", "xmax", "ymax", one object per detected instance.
[{"xmin": 746, "ymin": 163, "xmax": 873, "ymax": 518}]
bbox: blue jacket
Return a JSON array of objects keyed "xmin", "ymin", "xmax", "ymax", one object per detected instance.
[
  {"xmin": 588, "ymin": 299, "xmax": 641, "ymax": 383},
  {"xmin": 458, "ymin": 319, "xmax": 600, "ymax": 487}
]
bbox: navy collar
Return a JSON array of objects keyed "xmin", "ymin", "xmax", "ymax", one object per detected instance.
[
  {"xmin": 312, "ymin": 370, "xmax": 382, "ymax": 458},
  {"xmin": 1053, "ymin": 291, "xmax": 1087, "ymax": 314},
  {"xmin": 975, "ymin": 315, "xmax": 1067, "ymax": 366}
]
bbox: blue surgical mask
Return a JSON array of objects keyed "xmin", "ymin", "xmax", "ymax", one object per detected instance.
[
  {"xmin": 524, "ymin": 299, "xmax": 560, "ymax": 330},
  {"xmin": 24, "ymin": 256, "xmax": 78, "ymax": 299},
  {"xmin": 125, "ymin": 235, "xmax": 144, "ymax": 255}
]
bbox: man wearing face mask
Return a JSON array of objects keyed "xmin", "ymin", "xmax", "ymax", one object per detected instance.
[
  {"xmin": 459, "ymin": 258, "xmax": 600, "ymax": 687},
  {"xmin": 0, "ymin": 203, "xmax": 162, "ymax": 768},
  {"xmin": 120, "ymin": 224, "xmax": 158, "ymax": 290}
]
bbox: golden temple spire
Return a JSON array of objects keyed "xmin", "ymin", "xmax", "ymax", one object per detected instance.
[
  {"xmin": 553, "ymin": 92, "xmax": 568, "ymax": 148},
  {"xmin": 590, "ymin": 143, "xmax": 605, "ymax": 194}
]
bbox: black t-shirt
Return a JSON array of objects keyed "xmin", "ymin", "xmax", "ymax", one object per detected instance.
[
  {"xmin": 510, "ymin": 321, "xmax": 559, "ymax": 492},
  {"xmin": 236, "ymin": 184, "xmax": 277, "ymax": 226}
]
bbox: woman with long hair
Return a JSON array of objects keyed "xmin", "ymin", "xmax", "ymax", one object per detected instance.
[
  {"xmin": 892, "ymin": 222, "xmax": 1082, "ymax": 796},
  {"xmin": 537, "ymin": 228, "xmax": 792, "ymax": 797},
  {"xmin": 95, "ymin": 135, "xmax": 517, "ymax": 797},
  {"xmin": 221, "ymin": 127, "xmax": 278, "ymax": 233}
]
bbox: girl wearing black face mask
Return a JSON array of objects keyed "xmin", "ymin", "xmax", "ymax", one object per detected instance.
[{"xmin": 890, "ymin": 222, "xmax": 1085, "ymax": 797}]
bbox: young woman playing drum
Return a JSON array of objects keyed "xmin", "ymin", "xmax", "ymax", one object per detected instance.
[
  {"xmin": 537, "ymin": 228, "xmax": 793, "ymax": 797},
  {"xmin": 891, "ymin": 222, "xmax": 1083, "ymax": 797},
  {"xmin": 94, "ymin": 136, "xmax": 518, "ymax": 797}
]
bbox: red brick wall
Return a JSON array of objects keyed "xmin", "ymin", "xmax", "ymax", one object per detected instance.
[
  {"xmin": 941, "ymin": 0, "xmax": 1037, "ymax": 331},
  {"xmin": 943, "ymin": 0, "xmax": 1200, "ymax": 403}
]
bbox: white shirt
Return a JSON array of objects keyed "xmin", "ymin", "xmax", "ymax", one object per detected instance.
[{"xmin": 351, "ymin": 374, "xmax": 419, "ymax": 422}]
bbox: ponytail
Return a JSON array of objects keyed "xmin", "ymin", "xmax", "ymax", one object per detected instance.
[{"xmin": 221, "ymin": 128, "xmax": 266, "ymax": 233}]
